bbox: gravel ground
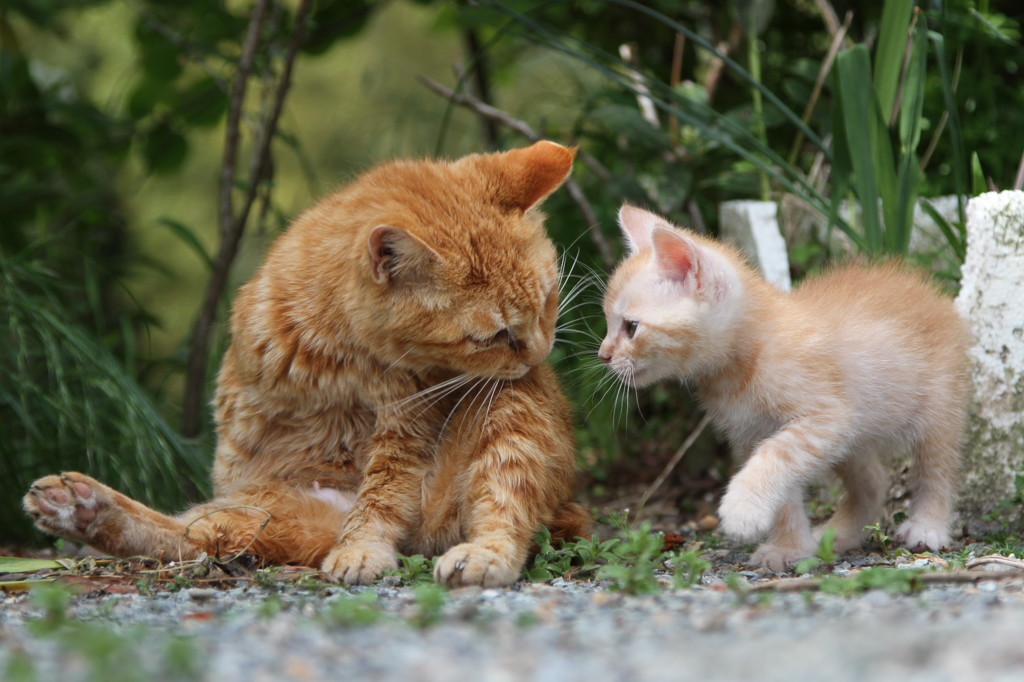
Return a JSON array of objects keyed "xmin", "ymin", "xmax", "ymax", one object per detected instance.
[{"xmin": 3, "ymin": 549, "xmax": 1024, "ymax": 682}]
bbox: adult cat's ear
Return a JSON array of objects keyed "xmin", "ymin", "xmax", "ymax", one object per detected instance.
[
  {"xmin": 618, "ymin": 204, "xmax": 667, "ymax": 254},
  {"xmin": 498, "ymin": 141, "xmax": 576, "ymax": 211},
  {"xmin": 651, "ymin": 226, "xmax": 700, "ymax": 287},
  {"xmin": 368, "ymin": 225, "xmax": 443, "ymax": 285}
]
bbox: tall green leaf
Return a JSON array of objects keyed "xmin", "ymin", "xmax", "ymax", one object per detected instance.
[
  {"xmin": 931, "ymin": 31, "xmax": 968, "ymax": 226},
  {"xmin": 874, "ymin": 0, "xmax": 914, "ymax": 122},
  {"xmin": 892, "ymin": 20, "xmax": 930, "ymax": 253},
  {"xmin": 837, "ymin": 45, "xmax": 884, "ymax": 253}
]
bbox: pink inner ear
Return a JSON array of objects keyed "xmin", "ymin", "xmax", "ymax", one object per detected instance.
[
  {"xmin": 368, "ymin": 226, "xmax": 395, "ymax": 283},
  {"xmin": 651, "ymin": 226, "xmax": 699, "ymax": 285}
]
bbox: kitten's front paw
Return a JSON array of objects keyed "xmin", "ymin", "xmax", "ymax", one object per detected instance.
[
  {"xmin": 434, "ymin": 543, "xmax": 519, "ymax": 588},
  {"xmin": 322, "ymin": 543, "xmax": 397, "ymax": 585},
  {"xmin": 718, "ymin": 487, "xmax": 772, "ymax": 543},
  {"xmin": 894, "ymin": 520, "xmax": 951, "ymax": 553},
  {"xmin": 750, "ymin": 543, "xmax": 815, "ymax": 572},
  {"xmin": 23, "ymin": 472, "xmax": 107, "ymax": 541}
]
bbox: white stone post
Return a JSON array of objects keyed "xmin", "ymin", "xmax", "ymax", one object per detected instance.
[
  {"xmin": 719, "ymin": 201, "xmax": 792, "ymax": 291},
  {"xmin": 955, "ymin": 191, "xmax": 1024, "ymax": 534}
]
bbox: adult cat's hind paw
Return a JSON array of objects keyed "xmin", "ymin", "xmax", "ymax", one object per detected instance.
[
  {"xmin": 434, "ymin": 543, "xmax": 519, "ymax": 588},
  {"xmin": 894, "ymin": 520, "xmax": 951, "ymax": 552},
  {"xmin": 23, "ymin": 472, "xmax": 107, "ymax": 542}
]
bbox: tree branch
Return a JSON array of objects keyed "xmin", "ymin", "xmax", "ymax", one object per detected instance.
[
  {"xmin": 461, "ymin": 28, "xmax": 500, "ymax": 148},
  {"xmin": 182, "ymin": 0, "xmax": 312, "ymax": 438}
]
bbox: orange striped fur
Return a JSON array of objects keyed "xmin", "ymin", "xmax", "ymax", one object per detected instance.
[
  {"xmin": 599, "ymin": 205, "xmax": 968, "ymax": 570},
  {"xmin": 24, "ymin": 142, "xmax": 590, "ymax": 587}
]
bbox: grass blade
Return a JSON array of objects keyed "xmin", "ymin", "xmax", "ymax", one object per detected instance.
[
  {"xmin": 874, "ymin": 0, "xmax": 914, "ymax": 122},
  {"xmin": 930, "ymin": 31, "xmax": 968, "ymax": 226},
  {"xmin": 971, "ymin": 152, "xmax": 987, "ymax": 195},
  {"xmin": 158, "ymin": 218, "xmax": 214, "ymax": 272},
  {"xmin": 920, "ymin": 198, "xmax": 966, "ymax": 262},
  {"xmin": 893, "ymin": 18, "xmax": 929, "ymax": 253},
  {"xmin": 837, "ymin": 45, "xmax": 883, "ymax": 253}
]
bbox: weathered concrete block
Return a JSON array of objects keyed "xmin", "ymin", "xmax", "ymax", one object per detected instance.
[
  {"xmin": 954, "ymin": 191, "xmax": 1024, "ymax": 534},
  {"xmin": 778, "ymin": 194, "xmax": 964, "ymax": 276},
  {"xmin": 719, "ymin": 200, "xmax": 791, "ymax": 291}
]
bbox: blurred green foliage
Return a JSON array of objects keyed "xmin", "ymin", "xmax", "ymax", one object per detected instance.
[{"xmin": 2, "ymin": 0, "xmax": 1022, "ymax": 545}]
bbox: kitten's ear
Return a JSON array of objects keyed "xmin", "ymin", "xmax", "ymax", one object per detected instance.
[
  {"xmin": 368, "ymin": 225, "xmax": 443, "ymax": 285},
  {"xmin": 618, "ymin": 204, "xmax": 667, "ymax": 254},
  {"xmin": 498, "ymin": 141, "xmax": 576, "ymax": 211},
  {"xmin": 651, "ymin": 226, "xmax": 700, "ymax": 286}
]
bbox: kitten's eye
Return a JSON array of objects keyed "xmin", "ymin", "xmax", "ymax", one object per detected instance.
[{"xmin": 622, "ymin": 319, "xmax": 639, "ymax": 339}]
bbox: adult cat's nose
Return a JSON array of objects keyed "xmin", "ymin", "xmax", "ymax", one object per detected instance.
[{"xmin": 598, "ymin": 352, "xmax": 612, "ymax": 365}]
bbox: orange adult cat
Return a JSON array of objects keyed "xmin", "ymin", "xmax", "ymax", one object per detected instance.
[
  {"xmin": 23, "ymin": 141, "xmax": 589, "ymax": 587},
  {"xmin": 599, "ymin": 205, "xmax": 968, "ymax": 570}
]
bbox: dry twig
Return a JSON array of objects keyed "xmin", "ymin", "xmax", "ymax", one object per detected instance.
[
  {"xmin": 749, "ymin": 565, "xmax": 1024, "ymax": 594},
  {"xmin": 643, "ymin": 413, "xmax": 712, "ymax": 502}
]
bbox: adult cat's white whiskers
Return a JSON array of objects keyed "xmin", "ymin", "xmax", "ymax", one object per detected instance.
[
  {"xmin": 391, "ymin": 373, "xmax": 474, "ymax": 413},
  {"xmin": 482, "ymin": 379, "xmax": 508, "ymax": 428},
  {"xmin": 570, "ymin": 260, "xmax": 610, "ymax": 296},
  {"xmin": 557, "ymin": 246, "xmax": 589, "ymax": 292},
  {"xmin": 559, "ymin": 347, "xmax": 605, "ymax": 365},
  {"xmin": 557, "ymin": 295, "xmax": 599, "ymax": 317},
  {"xmin": 555, "ymin": 323, "xmax": 602, "ymax": 342},
  {"xmin": 383, "ymin": 348, "xmax": 415, "ymax": 373},
  {"xmin": 439, "ymin": 375, "xmax": 493, "ymax": 437},
  {"xmin": 470, "ymin": 376, "xmax": 504, "ymax": 429},
  {"xmin": 557, "ymin": 271, "xmax": 593, "ymax": 317}
]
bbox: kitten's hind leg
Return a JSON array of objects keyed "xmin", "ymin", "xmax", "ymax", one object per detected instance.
[
  {"xmin": 23, "ymin": 472, "xmax": 204, "ymax": 561},
  {"xmin": 895, "ymin": 429, "xmax": 960, "ymax": 552},
  {"xmin": 815, "ymin": 453, "xmax": 887, "ymax": 553},
  {"xmin": 750, "ymin": 493, "xmax": 817, "ymax": 572}
]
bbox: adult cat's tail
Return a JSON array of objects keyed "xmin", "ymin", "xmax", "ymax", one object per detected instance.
[{"xmin": 546, "ymin": 501, "xmax": 592, "ymax": 543}]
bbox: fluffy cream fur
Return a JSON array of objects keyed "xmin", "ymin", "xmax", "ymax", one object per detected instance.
[{"xmin": 600, "ymin": 205, "xmax": 969, "ymax": 570}]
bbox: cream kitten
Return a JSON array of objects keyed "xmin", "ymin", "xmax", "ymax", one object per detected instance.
[{"xmin": 598, "ymin": 205, "xmax": 969, "ymax": 570}]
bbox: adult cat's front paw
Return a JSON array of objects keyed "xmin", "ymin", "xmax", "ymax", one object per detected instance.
[
  {"xmin": 23, "ymin": 472, "xmax": 108, "ymax": 542},
  {"xmin": 434, "ymin": 543, "xmax": 519, "ymax": 588},
  {"xmin": 718, "ymin": 485, "xmax": 772, "ymax": 543},
  {"xmin": 322, "ymin": 543, "xmax": 397, "ymax": 585}
]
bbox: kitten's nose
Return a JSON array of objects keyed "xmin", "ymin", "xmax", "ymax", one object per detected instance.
[{"xmin": 598, "ymin": 352, "xmax": 612, "ymax": 365}]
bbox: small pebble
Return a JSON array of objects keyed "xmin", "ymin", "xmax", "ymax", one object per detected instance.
[
  {"xmin": 697, "ymin": 514, "xmax": 720, "ymax": 531},
  {"xmin": 188, "ymin": 588, "xmax": 219, "ymax": 601}
]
